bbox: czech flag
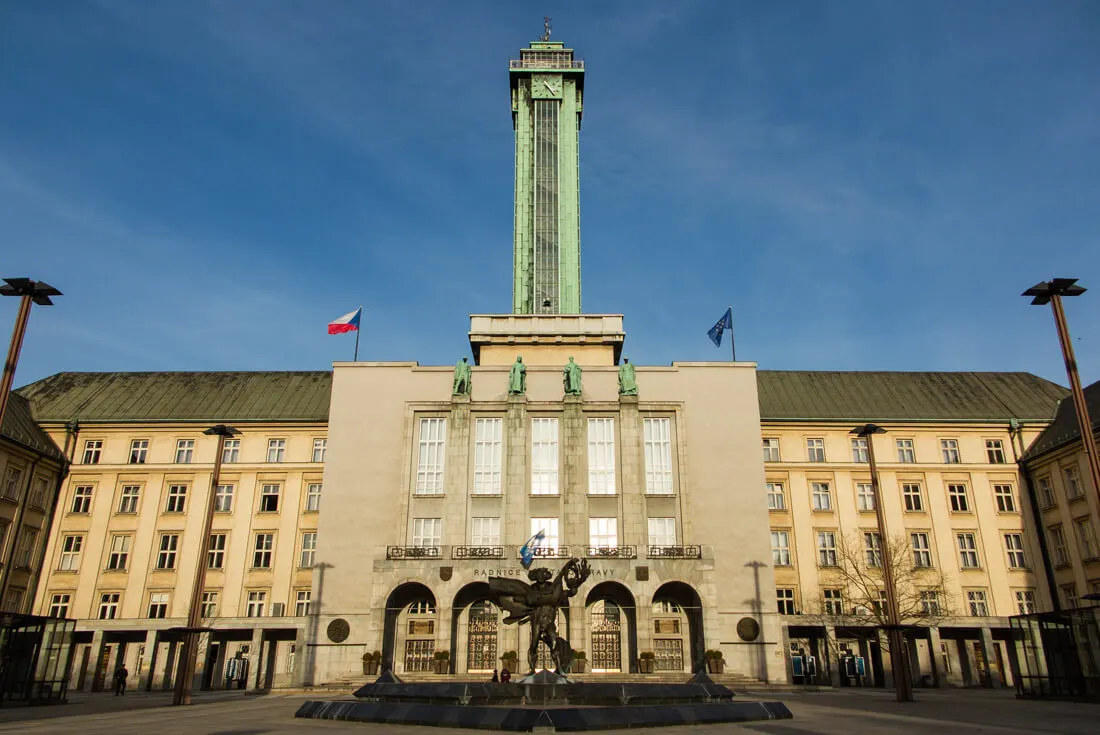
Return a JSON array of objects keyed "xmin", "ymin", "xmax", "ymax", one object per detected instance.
[{"xmin": 327, "ymin": 307, "xmax": 361, "ymax": 335}]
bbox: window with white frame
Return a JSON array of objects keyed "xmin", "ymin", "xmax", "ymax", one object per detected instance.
[
  {"xmin": 896, "ymin": 438, "xmax": 916, "ymax": 463},
  {"xmin": 589, "ymin": 517, "xmax": 618, "ymax": 548},
  {"xmin": 911, "ymin": 532, "xmax": 933, "ymax": 567},
  {"xmin": 129, "ymin": 439, "xmax": 149, "ymax": 464},
  {"xmin": 412, "ymin": 518, "xmax": 442, "ymax": 547},
  {"xmin": 1005, "ymin": 533, "xmax": 1027, "ymax": 569},
  {"xmin": 948, "ymin": 483, "xmax": 970, "ymax": 512},
  {"xmin": 940, "ymin": 439, "xmax": 960, "ymax": 463},
  {"xmin": 531, "ymin": 518, "xmax": 559, "ymax": 550},
  {"xmin": 14, "ymin": 528, "xmax": 36, "ymax": 568},
  {"xmin": 165, "ymin": 484, "xmax": 187, "ymax": 513},
  {"xmin": 1049, "ymin": 525, "xmax": 1069, "ymax": 566},
  {"xmin": 776, "ymin": 588, "xmax": 796, "ymax": 615},
  {"xmin": 856, "ymin": 482, "xmax": 875, "ymax": 511},
  {"xmin": 82, "ymin": 440, "xmax": 103, "ymax": 464},
  {"xmin": 98, "ymin": 592, "xmax": 121, "ymax": 620},
  {"xmin": 823, "ymin": 589, "xmax": 844, "ymax": 616},
  {"xmin": 71, "ymin": 485, "xmax": 93, "ymax": 514},
  {"xmin": 1061, "ymin": 583, "xmax": 1079, "ymax": 609},
  {"xmin": 306, "ymin": 483, "xmax": 322, "ymax": 512},
  {"xmin": 851, "ymin": 437, "xmax": 868, "ymax": 463},
  {"xmin": 967, "ymin": 589, "xmax": 989, "ymax": 616},
  {"xmin": 771, "ymin": 530, "xmax": 791, "ymax": 566},
  {"xmin": 175, "ymin": 439, "xmax": 195, "ymax": 464},
  {"xmin": 471, "ymin": 517, "xmax": 501, "ymax": 546},
  {"xmin": 208, "ymin": 533, "xmax": 226, "ymax": 569},
  {"xmin": 806, "ymin": 438, "xmax": 826, "ymax": 463},
  {"xmin": 817, "ymin": 531, "xmax": 838, "ymax": 567},
  {"xmin": 811, "ymin": 482, "xmax": 832, "ymax": 511},
  {"xmin": 295, "ymin": 590, "xmax": 311, "ymax": 616},
  {"xmin": 58, "ymin": 535, "xmax": 83, "ymax": 571},
  {"xmin": 107, "ymin": 535, "xmax": 130, "ymax": 570},
  {"xmin": 994, "ymin": 484, "xmax": 1016, "ymax": 513},
  {"xmin": 49, "ymin": 593, "xmax": 71, "ymax": 618},
  {"xmin": 1076, "ymin": 518, "xmax": 1098, "ymax": 560},
  {"xmin": 222, "ymin": 439, "xmax": 240, "ymax": 463},
  {"xmin": 648, "ymin": 517, "xmax": 676, "ymax": 547},
  {"xmin": 902, "ymin": 483, "xmax": 924, "ymax": 512},
  {"xmin": 587, "ymin": 418, "xmax": 617, "ymax": 494},
  {"xmin": 762, "ymin": 437, "xmax": 780, "ymax": 462},
  {"xmin": 148, "ymin": 592, "xmax": 169, "ymax": 619},
  {"xmin": 957, "ymin": 532, "xmax": 980, "ymax": 568},
  {"xmin": 473, "ymin": 418, "xmax": 503, "ymax": 494},
  {"xmin": 920, "ymin": 590, "xmax": 941, "ymax": 615},
  {"xmin": 1064, "ymin": 465, "xmax": 1083, "ymax": 500},
  {"xmin": 1037, "ymin": 476, "xmax": 1055, "ymax": 508},
  {"xmin": 156, "ymin": 534, "xmax": 179, "ymax": 570},
  {"xmin": 1015, "ymin": 589, "xmax": 1036, "ymax": 614},
  {"xmin": 253, "ymin": 533, "xmax": 274, "ymax": 568},
  {"xmin": 415, "ymin": 418, "xmax": 446, "ymax": 495},
  {"xmin": 300, "ymin": 531, "xmax": 317, "ymax": 568},
  {"xmin": 644, "ymin": 418, "xmax": 674, "ymax": 494},
  {"xmin": 118, "ymin": 485, "xmax": 140, "ymax": 513},
  {"xmin": 214, "ymin": 484, "xmax": 234, "ymax": 512},
  {"xmin": 267, "ymin": 438, "xmax": 286, "ymax": 463},
  {"xmin": 201, "ymin": 591, "xmax": 218, "ymax": 618},
  {"xmin": 312, "ymin": 438, "xmax": 327, "ymax": 463},
  {"xmin": 259, "ymin": 483, "xmax": 280, "ymax": 512},
  {"xmin": 246, "ymin": 590, "xmax": 267, "ymax": 617},
  {"xmin": 985, "ymin": 439, "xmax": 1006, "ymax": 463},
  {"xmin": 531, "ymin": 418, "xmax": 559, "ymax": 495},
  {"xmin": 766, "ymin": 482, "xmax": 786, "ymax": 510}
]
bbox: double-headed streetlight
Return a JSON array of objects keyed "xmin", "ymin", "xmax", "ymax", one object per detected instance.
[
  {"xmin": 0, "ymin": 278, "xmax": 62, "ymax": 429},
  {"xmin": 851, "ymin": 423, "xmax": 914, "ymax": 702},
  {"xmin": 173, "ymin": 424, "xmax": 240, "ymax": 706},
  {"xmin": 1023, "ymin": 278, "xmax": 1100, "ymax": 509}
]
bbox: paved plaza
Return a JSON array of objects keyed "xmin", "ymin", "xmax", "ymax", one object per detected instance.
[{"xmin": 0, "ymin": 688, "xmax": 1095, "ymax": 735}]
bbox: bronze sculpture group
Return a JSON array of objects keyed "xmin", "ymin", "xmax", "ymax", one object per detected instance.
[{"xmin": 453, "ymin": 355, "xmax": 639, "ymax": 397}]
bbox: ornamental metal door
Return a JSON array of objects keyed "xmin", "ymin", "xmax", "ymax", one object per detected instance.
[
  {"xmin": 466, "ymin": 602, "xmax": 498, "ymax": 672},
  {"xmin": 655, "ymin": 638, "xmax": 683, "ymax": 671},
  {"xmin": 590, "ymin": 603, "xmax": 622, "ymax": 672}
]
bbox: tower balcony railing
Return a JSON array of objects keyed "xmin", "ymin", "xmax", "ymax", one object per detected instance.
[
  {"xmin": 646, "ymin": 545, "xmax": 702, "ymax": 559},
  {"xmin": 509, "ymin": 59, "xmax": 585, "ymax": 70}
]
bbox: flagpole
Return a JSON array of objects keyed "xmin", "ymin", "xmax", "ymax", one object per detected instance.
[
  {"xmin": 729, "ymin": 305, "xmax": 736, "ymax": 362},
  {"xmin": 353, "ymin": 305, "xmax": 361, "ymax": 361}
]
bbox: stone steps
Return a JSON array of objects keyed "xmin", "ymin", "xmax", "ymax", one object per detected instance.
[{"xmin": 313, "ymin": 670, "xmax": 766, "ymax": 691}]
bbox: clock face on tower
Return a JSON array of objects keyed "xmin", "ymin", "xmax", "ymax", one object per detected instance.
[{"xmin": 531, "ymin": 73, "xmax": 562, "ymax": 99}]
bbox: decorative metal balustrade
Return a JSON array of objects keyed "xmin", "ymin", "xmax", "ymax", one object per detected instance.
[
  {"xmin": 586, "ymin": 545, "xmax": 637, "ymax": 559},
  {"xmin": 647, "ymin": 545, "xmax": 702, "ymax": 559},
  {"xmin": 452, "ymin": 546, "xmax": 505, "ymax": 560},
  {"xmin": 386, "ymin": 546, "xmax": 442, "ymax": 560},
  {"xmin": 518, "ymin": 545, "xmax": 572, "ymax": 560},
  {"xmin": 509, "ymin": 59, "xmax": 584, "ymax": 70}
]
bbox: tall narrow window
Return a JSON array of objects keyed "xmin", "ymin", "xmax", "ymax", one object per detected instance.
[
  {"xmin": 587, "ymin": 418, "xmax": 616, "ymax": 494},
  {"xmin": 1037, "ymin": 476, "xmax": 1055, "ymax": 508},
  {"xmin": 129, "ymin": 439, "xmax": 149, "ymax": 464},
  {"xmin": 957, "ymin": 533, "xmax": 980, "ymax": 568},
  {"xmin": 940, "ymin": 439, "xmax": 960, "ymax": 463},
  {"xmin": 806, "ymin": 438, "xmax": 826, "ymax": 463},
  {"xmin": 295, "ymin": 590, "xmax": 312, "ymax": 616},
  {"xmin": 471, "ymin": 517, "xmax": 501, "ymax": 546},
  {"xmin": 589, "ymin": 517, "xmax": 618, "ymax": 548},
  {"xmin": 165, "ymin": 484, "xmax": 187, "ymax": 513},
  {"xmin": 312, "ymin": 438, "xmax": 327, "ymax": 463},
  {"xmin": 850, "ymin": 437, "xmax": 868, "ymax": 463},
  {"xmin": 156, "ymin": 534, "xmax": 179, "ymax": 570},
  {"xmin": 644, "ymin": 418, "xmax": 674, "ymax": 494},
  {"xmin": 415, "ymin": 418, "xmax": 446, "ymax": 495},
  {"xmin": 246, "ymin": 590, "xmax": 267, "ymax": 617},
  {"xmin": 208, "ymin": 533, "xmax": 227, "ymax": 569},
  {"xmin": 762, "ymin": 438, "xmax": 780, "ymax": 462},
  {"xmin": 49, "ymin": 593, "xmax": 71, "ymax": 618},
  {"xmin": 531, "ymin": 418, "xmax": 559, "ymax": 495},
  {"xmin": 253, "ymin": 533, "xmax": 274, "ymax": 568},
  {"xmin": 118, "ymin": 485, "xmax": 140, "ymax": 513},
  {"xmin": 771, "ymin": 530, "xmax": 791, "ymax": 566},
  {"xmin": 1076, "ymin": 518, "xmax": 1098, "ymax": 560},
  {"xmin": 201, "ymin": 591, "xmax": 219, "ymax": 617},
  {"xmin": 920, "ymin": 590, "xmax": 941, "ymax": 615},
  {"xmin": 412, "ymin": 518, "xmax": 442, "ymax": 547},
  {"xmin": 305, "ymin": 483, "xmax": 322, "ymax": 512},
  {"xmin": 776, "ymin": 589, "xmax": 796, "ymax": 615},
  {"xmin": 823, "ymin": 589, "xmax": 844, "ymax": 616},
  {"xmin": 82, "ymin": 440, "xmax": 103, "ymax": 464},
  {"xmin": 148, "ymin": 592, "xmax": 169, "ymax": 619},
  {"xmin": 1015, "ymin": 589, "xmax": 1036, "ymax": 614},
  {"xmin": 300, "ymin": 532, "xmax": 317, "ymax": 568},
  {"xmin": 864, "ymin": 531, "xmax": 882, "ymax": 567},
  {"xmin": 532, "ymin": 98, "xmax": 560, "ymax": 312},
  {"xmin": 266, "ymin": 438, "xmax": 286, "ymax": 463},
  {"xmin": 896, "ymin": 438, "xmax": 915, "ymax": 463},
  {"xmin": 107, "ymin": 535, "xmax": 131, "ymax": 570},
  {"xmin": 214, "ymin": 484, "xmax": 234, "ymax": 512},
  {"xmin": 856, "ymin": 482, "xmax": 875, "ymax": 511},
  {"xmin": 473, "ymin": 418, "xmax": 503, "ymax": 495},
  {"xmin": 531, "ymin": 518, "xmax": 559, "ymax": 550},
  {"xmin": 766, "ymin": 482, "xmax": 786, "ymax": 510},
  {"xmin": 911, "ymin": 532, "xmax": 933, "ymax": 567},
  {"xmin": 175, "ymin": 439, "xmax": 194, "ymax": 464},
  {"xmin": 71, "ymin": 485, "xmax": 93, "ymax": 514},
  {"xmin": 1005, "ymin": 533, "xmax": 1027, "ymax": 569},
  {"xmin": 648, "ymin": 517, "xmax": 676, "ymax": 547},
  {"xmin": 1064, "ymin": 465, "xmax": 1083, "ymax": 499},
  {"xmin": 14, "ymin": 528, "xmax": 36, "ymax": 568},
  {"xmin": 222, "ymin": 439, "xmax": 240, "ymax": 463},
  {"xmin": 58, "ymin": 535, "xmax": 83, "ymax": 571},
  {"xmin": 967, "ymin": 590, "xmax": 989, "ymax": 616},
  {"xmin": 816, "ymin": 531, "xmax": 838, "ymax": 567},
  {"xmin": 811, "ymin": 482, "xmax": 832, "ymax": 511},
  {"xmin": 98, "ymin": 593, "xmax": 121, "ymax": 620},
  {"xmin": 902, "ymin": 483, "xmax": 924, "ymax": 512},
  {"xmin": 985, "ymin": 439, "xmax": 1006, "ymax": 463},
  {"xmin": 1049, "ymin": 525, "xmax": 1069, "ymax": 566},
  {"xmin": 259, "ymin": 483, "xmax": 281, "ymax": 512},
  {"xmin": 948, "ymin": 484, "xmax": 970, "ymax": 513},
  {"xmin": 994, "ymin": 484, "xmax": 1016, "ymax": 513}
]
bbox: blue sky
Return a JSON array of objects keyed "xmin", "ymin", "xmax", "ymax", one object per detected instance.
[{"xmin": 3, "ymin": 1, "xmax": 1098, "ymax": 389}]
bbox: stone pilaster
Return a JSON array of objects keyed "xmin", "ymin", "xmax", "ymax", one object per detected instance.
[
  {"xmin": 618, "ymin": 395, "xmax": 643, "ymax": 548},
  {"xmin": 504, "ymin": 395, "xmax": 528, "ymax": 544},
  {"xmin": 926, "ymin": 627, "xmax": 943, "ymax": 688},
  {"xmin": 445, "ymin": 395, "xmax": 472, "ymax": 546},
  {"xmin": 562, "ymin": 395, "xmax": 586, "ymax": 549},
  {"xmin": 247, "ymin": 627, "xmax": 264, "ymax": 690},
  {"xmin": 89, "ymin": 629, "xmax": 105, "ymax": 692},
  {"xmin": 979, "ymin": 627, "xmax": 1002, "ymax": 688},
  {"xmin": 824, "ymin": 625, "xmax": 842, "ymax": 686}
]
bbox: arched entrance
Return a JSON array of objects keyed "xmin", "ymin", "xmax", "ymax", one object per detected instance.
[
  {"xmin": 585, "ymin": 582, "xmax": 638, "ymax": 673},
  {"xmin": 450, "ymin": 582, "xmax": 500, "ymax": 674},
  {"xmin": 652, "ymin": 581, "xmax": 704, "ymax": 674},
  {"xmin": 381, "ymin": 582, "xmax": 436, "ymax": 674}
]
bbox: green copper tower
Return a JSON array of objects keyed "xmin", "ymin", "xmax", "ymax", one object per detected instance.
[{"xmin": 510, "ymin": 32, "xmax": 584, "ymax": 314}]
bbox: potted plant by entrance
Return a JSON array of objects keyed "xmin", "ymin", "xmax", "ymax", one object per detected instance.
[
  {"xmin": 705, "ymin": 649, "xmax": 725, "ymax": 675},
  {"xmin": 362, "ymin": 651, "xmax": 381, "ymax": 676},
  {"xmin": 433, "ymin": 650, "xmax": 450, "ymax": 674},
  {"xmin": 639, "ymin": 651, "xmax": 656, "ymax": 674},
  {"xmin": 572, "ymin": 650, "xmax": 586, "ymax": 674}
]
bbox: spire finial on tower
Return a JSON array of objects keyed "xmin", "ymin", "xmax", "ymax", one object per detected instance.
[{"xmin": 541, "ymin": 16, "xmax": 552, "ymax": 41}]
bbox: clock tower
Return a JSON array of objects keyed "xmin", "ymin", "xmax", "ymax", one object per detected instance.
[{"xmin": 510, "ymin": 34, "xmax": 584, "ymax": 314}]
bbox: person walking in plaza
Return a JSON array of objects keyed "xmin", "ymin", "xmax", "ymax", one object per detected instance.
[
  {"xmin": 491, "ymin": 669, "xmax": 499, "ymax": 683},
  {"xmin": 114, "ymin": 664, "xmax": 129, "ymax": 696}
]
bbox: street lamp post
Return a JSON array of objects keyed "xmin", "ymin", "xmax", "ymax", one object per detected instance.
[
  {"xmin": 852, "ymin": 423, "xmax": 914, "ymax": 702},
  {"xmin": 173, "ymin": 424, "xmax": 240, "ymax": 706},
  {"xmin": 0, "ymin": 278, "xmax": 62, "ymax": 429},
  {"xmin": 1023, "ymin": 279, "xmax": 1100, "ymax": 509}
]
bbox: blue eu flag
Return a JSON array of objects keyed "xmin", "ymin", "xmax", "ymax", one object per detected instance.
[
  {"xmin": 707, "ymin": 307, "xmax": 734, "ymax": 347},
  {"xmin": 520, "ymin": 530, "xmax": 546, "ymax": 569}
]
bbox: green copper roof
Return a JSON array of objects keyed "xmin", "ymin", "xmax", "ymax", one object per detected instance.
[
  {"xmin": 1021, "ymin": 378, "xmax": 1100, "ymax": 461},
  {"xmin": 1, "ymin": 392, "xmax": 64, "ymax": 461}
]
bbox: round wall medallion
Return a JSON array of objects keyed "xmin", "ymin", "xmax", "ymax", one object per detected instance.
[
  {"xmin": 736, "ymin": 617, "xmax": 760, "ymax": 642},
  {"xmin": 327, "ymin": 618, "xmax": 351, "ymax": 643}
]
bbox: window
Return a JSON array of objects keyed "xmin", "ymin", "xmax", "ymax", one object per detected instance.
[
  {"xmin": 156, "ymin": 534, "xmax": 179, "ymax": 570},
  {"xmin": 214, "ymin": 484, "xmax": 234, "ymax": 512},
  {"xmin": 771, "ymin": 530, "xmax": 791, "ymax": 566},
  {"xmin": 896, "ymin": 439, "xmax": 915, "ymax": 463},
  {"xmin": 175, "ymin": 439, "xmax": 194, "ymax": 464},
  {"xmin": 1015, "ymin": 589, "xmax": 1036, "ymax": 614},
  {"xmin": 957, "ymin": 533, "xmax": 980, "ymax": 569},
  {"xmin": 148, "ymin": 592, "xmax": 169, "ymax": 619},
  {"xmin": 948, "ymin": 484, "xmax": 970, "ymax": 513},
  {"xmin": 253, "ymin": 533, "xmax": 274, "ymax": 568},
  {"xmin": 902, "ymin": 483, "xmax": 924, "ymax": 512},
  {"xmin": 305, "ymin": 483, "xmax": 322, "ymax": 512},
  {"xmin": 911, "ymin": 532, "xmax": 932, "ymax": 567},
  {"xmin": 473, "ymin": 418, "xmax": 503, "ymax": 494},
  {"xmin": 811, "ymin": 482, "xmax": 832, "ymax": 511},
  {"xmin": 766, "ymin": 482, "xmax": 786, "ymax": 510},
  {"xmin": 531, "ymin": 518, "xmax": 559, "ymax": 550},
  {"xmin": 994, "ymin": 484, "xmax": 1016, "ymax": 513},
  {"xmin": 648, "ymin": 517, "xmax": 676, "ymax": 547},
  {"xmin": 1076, "ymin": 518, "xmax": 1098, "ymax": 560},
  {"xmin": 266, "ymin": 438, "xmax": 286, "ymax": 463},
  {"xmin": 471, "ymin": 517, "xmax": 501, "ymax": 546},
  {"xmin": 14, "ymin": 528, "xmax": 36, "ymax": 568},
  {"xmin": 117, "ymin": 485, "xmax": 140, "ymax": 514},
  {"xmin": 415, "ymin": 418, "xmax": 446, "ymax": 494},
  {"xmin": 940, "ymin": 439, "xmax": 960, "ymax": 463},
  {"xmin": 823, "ymin": 589, "xmax": 844, "ymax": 616},
  {"xmin": 587, "ymin": 418, "xmax": 617, "ymax": 494},
  {"xmin": 259, "ymin": 483, "xmax": 280, "ymax": 512},
  {"xmin": 165, "ymin": 484, "xmax": 187, "ymax": 513},
  {"xmin": 295, "ymin": 590, "xmax": 311, "ymax": 616},
  {"xmin": 1, "ymin": 465, "xmax": 23, "ymax": 498},
  {"xmin": 920, "ymin": 590, "xmax": 941, "ymax": 615},
  {"xmin": 222, "ymin": 439, "xmax": 240, "ymax": 463},
  {"xmin": 201, "ymin": 591, "xmax": 218, "ymax": 618},
  {"xmin": 412, "ymin": 518, "xmax": 441, "ymax": 547},
  {"xmin": 806, "ymin": 438, "xmax": 825, "ymax": 463},
  {"xmin": 864, "ymin": 532, "xmax": 882, "ymax": 567},
  {"xmin": 129, "ymin": 439, "xmax": 149, "ymax": 464},
  {"xmin": 589, "ymin": 517, "xmax": 618, "ymax": 548},
  {"xmin": 776, "ymin": 588, "xmax": 796, "ymax": 615},
  {"xmin": 762, "ymin": 437, "xmax": 780, "ymax": 462},
  {"xmin": 58, "ymin": 535, "xmax": 82, "ymax": 571},
  {"xmin": 107, "ymin": 535, "xmax": 131, "ymax": 570},
  {"xmin": 985, "ymin": 439, "xmax": 1006, "ymax": 464},
  {"xmin": 856, "ymin": 482, "xmax": 875, "ymax": 511},
  {"xmin": 246, "ymin": 590, "xmax": 267, "ymax": 617},
  {"xmin": 817, "ymin": 531, "xmax": 838, "ymax": 567},
  {"xmin": 208, "ymin": 534, "xmax": 227, "ymax": 569},
  {"xmin": 300, "ymin": 532, "xmax": 317, "ymax": 568},
  {"xmin": 71, "ymin": 485, "xmax": 93, "ymax": 514},
  {"xmin": 29, "ymin": 477, "xmax": 47, "ymax": 508},
  {"xmin": 1064, "ymin": 465, "xmax": 1083, "ymax": 500},
  {"xmin": 531, "ymin": 418, "xmax": 559, "ymax": 495},
  {"xmin": 1049, "ymin": 525, "xmax": 1069, "ymax": 567},
  {"xmin": 644, "ymin": 418, "xmax": 674, "ymax": 494},
  {"xmin": 98, "ymin": 593, "xmax": 121, "ymax": 620},
  {"xmin": 82, "ymin": 440, "xmax": 103, "ymax": 464},
  {"xmin": 967, "ymin": 590, "xmax": 989, "ymax": 617},
  {"xmin": 48, "ymin": 593, "xmax": 70, "ymax": 618},
  {"xmin": 1061, "ymin": 583, "xmax": 1079, "ymax": 609},
  {"xmin": 1005, "ymin": 533, "xmax": 1027, "ymax": 569},
  {"xmin": 851, "ymin": 437, "xmax": 868, "ymax": 463},
  {"xmin": 312, "ymin": 438, "xmax": 327, "ymax": 463}
]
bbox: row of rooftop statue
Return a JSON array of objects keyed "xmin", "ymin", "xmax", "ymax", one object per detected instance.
[{"xmin": 452, "ymin": 356, "xmax": 638, "ymax": 397}]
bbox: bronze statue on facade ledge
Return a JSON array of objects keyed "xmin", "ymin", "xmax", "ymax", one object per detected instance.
[{"xmin": 487, "ymin": 557, "xmax": 590, "ymax": 675}]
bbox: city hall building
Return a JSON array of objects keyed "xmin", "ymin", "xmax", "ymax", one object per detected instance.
[{"xmin": 13, "ymin": 35, "xmax": 1082, "ymax": 694}]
